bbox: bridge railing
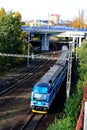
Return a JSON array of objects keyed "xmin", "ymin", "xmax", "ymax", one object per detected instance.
[{"xmin": 21, "ymin": 25, "xmax": 87, "ymax": 33}]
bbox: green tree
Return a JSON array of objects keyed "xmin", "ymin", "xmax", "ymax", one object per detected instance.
[{"xmin": 0, "ymin": 9, "xmax": 24, "ymax": 68}]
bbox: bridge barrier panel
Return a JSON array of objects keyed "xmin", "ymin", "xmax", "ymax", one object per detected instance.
[{"xmin": 83, "ymin": 101, "xmax": 87, "ymax": 130}]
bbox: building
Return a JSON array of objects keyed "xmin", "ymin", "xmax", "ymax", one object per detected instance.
[
  {"xmin": 48, "ymin": 14, "xmax": 60, "ymax": 25},
  {"xmin": 26, "ymin": 19, "xmax": 48, "ymax": 26}
]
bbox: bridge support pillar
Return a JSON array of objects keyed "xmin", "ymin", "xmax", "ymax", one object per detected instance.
[
  {"xmin": 41, "ymin": 33, "xmax": 50, "ymax": 51},
  {"xmin": 72, "ymin": 37, "xmax": 75, "ymax": 52},
  {"xmin": 79, "ymin": 37, "xmax": 82, "ymax": 47}
]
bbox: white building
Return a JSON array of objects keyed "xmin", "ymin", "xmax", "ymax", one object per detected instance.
[{"xmin": 48, "ymin": 14, "xmax": 60, "ymax": 25}]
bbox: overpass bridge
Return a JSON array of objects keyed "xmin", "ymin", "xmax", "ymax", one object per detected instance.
[
  {"xmin": 22, "ymin": 25, "xmax": 86, "ymax": 51},
  {"xmin": 22, "ymin": 25, "xmax": 87, "ymax": 33}
]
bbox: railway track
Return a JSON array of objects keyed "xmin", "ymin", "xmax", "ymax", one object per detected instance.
[
  {"xmin": 0, "ymin": 53, "xmax": 52, "ymax": 88},
  {"xmin": 10, "ymin": 110, "xmax": 44, "ymax": 130},
  {"xmin": 20, "ymin": 114, "xmax": 44, "ymax": 130},
  {"xmin": 0, "ymin": 51, "xmax": 61, "ymax": 130},
  {"xmin": 0, "ymin": 51, "xmax": 59, "ymax": 96}
]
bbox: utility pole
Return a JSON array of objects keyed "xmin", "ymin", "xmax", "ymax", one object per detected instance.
[
  {"xmin": 27, "ymin": 31, "xmax": 30, "ymax": 67},
  {"xmin": 75, "ymin": 39, "xmax": 78, "ymax": 68},
  {"xmin": 66, "ymin": 41, "xmax": 73, "ymax": 98}
]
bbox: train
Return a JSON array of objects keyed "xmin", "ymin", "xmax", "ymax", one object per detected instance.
[{"xmin": 30, "ymin": 45, "xmax": 68, "ymax": 114}]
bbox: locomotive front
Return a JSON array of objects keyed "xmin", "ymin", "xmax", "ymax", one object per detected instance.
[{"xmin": 30, "ymin": 82, "xmax": 50, "ymax": 114}]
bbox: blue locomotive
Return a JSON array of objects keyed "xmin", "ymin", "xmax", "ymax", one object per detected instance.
[{"xmin": 30, "ymin": 46, "xmax": 68, "ymax": 114}]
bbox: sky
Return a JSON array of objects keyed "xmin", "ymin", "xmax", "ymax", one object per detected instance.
[{"xmin": 0, "ymin": 0, "xmax": 87, "ymax": 21}]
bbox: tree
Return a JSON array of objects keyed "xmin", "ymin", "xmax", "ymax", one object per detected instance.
[
  {"xmin": 0, "ymin": 7, "xmax": 6, "ymax": 17},
  {"xmin": 0, "ymin": 8, "xmax": 24, "ymax": 68},
  {"xmin": 71, "ymin": 10, "xmax": 85, "ymax": 28},
  {"xmin": 0, "ymin": 11, "xmax": 22, "ymax": 54}
]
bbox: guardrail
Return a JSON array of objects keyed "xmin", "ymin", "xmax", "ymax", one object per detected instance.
[
  {"xmin": 76, "ymin": 82, "xmax": 87, "ymax": 130},
  {"xmin": 84, "ymin": 101, "xmax": 87, "ymax": 130},
  {"xmin": 21, "ymin": 25, "xmax": 87, "ymax": 33}
]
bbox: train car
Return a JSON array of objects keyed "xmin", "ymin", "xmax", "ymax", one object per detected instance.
[{"xmin": 30, "ymin": 46, "xmax": 68, "ymax": 114}]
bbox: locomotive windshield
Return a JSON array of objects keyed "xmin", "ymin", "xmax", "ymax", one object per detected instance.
[{"xmin": 33, "ymin": 93, "xmax": 47, "ymax": 101}]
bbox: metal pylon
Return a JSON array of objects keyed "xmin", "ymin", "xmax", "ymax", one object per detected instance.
[{"xmin": 66, "ymin": 41, "xmax": 73, "ymax": 97}]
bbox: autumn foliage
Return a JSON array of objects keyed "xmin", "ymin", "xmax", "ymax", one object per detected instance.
[
  {"xmin": 0, "ymin": 7, "xmax": 6, "ymax": 16},
  {"xmin": 71, "ymin": 17, "xmax": 85, "ymax": 29}
]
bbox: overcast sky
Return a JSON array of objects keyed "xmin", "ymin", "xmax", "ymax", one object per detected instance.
[{"xmin": 0, "ymin": 0, "xmax": 87, "ymax": 21}]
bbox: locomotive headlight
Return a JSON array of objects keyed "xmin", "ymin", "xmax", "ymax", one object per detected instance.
[
  {"xmin": 31, "ymin": 101, "xmax": 34, "ymax": 106},
  {"xmin": 45, "ymin": 103, "xmax": 49, "ymax": 108}
]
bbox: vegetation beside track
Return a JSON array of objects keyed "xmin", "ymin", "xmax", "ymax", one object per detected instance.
[{"xmin": 47, "ymin": 40, "xmax": 87, "ymax": 130}]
